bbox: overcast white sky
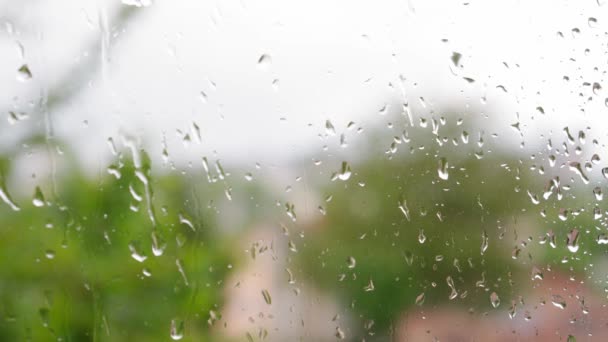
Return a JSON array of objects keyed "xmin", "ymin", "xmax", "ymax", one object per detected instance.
[{"xmin": 0, "ymin": 0, "xmax": 607, "ymax": 175}]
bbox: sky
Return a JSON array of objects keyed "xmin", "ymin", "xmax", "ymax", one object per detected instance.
[{"xmin": 0, "ymin": 0, "xmax": 607, "ymax": 178}]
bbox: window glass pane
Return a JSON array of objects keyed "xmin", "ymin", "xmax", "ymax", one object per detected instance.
[{"xmin": 0, "ymin": 1, "xmax": 606, "ymax": 341}]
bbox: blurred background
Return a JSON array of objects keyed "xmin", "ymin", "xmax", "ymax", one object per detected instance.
[{"xmin": 1, "ymin": 0, "xmax": 608, "ymax": 341}]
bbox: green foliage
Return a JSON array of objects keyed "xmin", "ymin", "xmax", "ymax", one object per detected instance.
[
  {"xmin": 0, "ymin": 151, "xmax": 232, "ymax": 341},
  {"xmin": 297, "ymin": 121, "xmax": 601, "ymax": 336}
]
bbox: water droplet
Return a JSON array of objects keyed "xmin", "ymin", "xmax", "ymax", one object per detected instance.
[
  {"xmin": 480, "ymin": 230, "xmax": 489, "ymax": 254},
  {"xmin": 151, "ymin": 231, "xmax": 166, "ymax": 256},
  {"xmin": 325, "ymin": 120, "xmax": 336, "ymax": 136},
  {"xmin": 363, "ymin": 279, "xmax": 375, "ymax": 292},
  {"xmin": 597, "ymin": 234, "xmax": 608, "ymax": 244},
  {"xmin": 437, "ymin": 157, "xmax": 449, "ymax": 180},
  {"xmin": 589, "ymin": 17, "xmax": 598, "ymax": 27},
  {"xmin": 593, "ymin": 187, "xmax": 603, "ymax": 201},
  {"xmin": 199, "ymin": 90, "xmax": 208, "ymax": 103},
  {"xmin": 418, "ymin": 229, "xmax": 426, "ymax": 244},
  {"xmin": 39, "ymin": 308, "xmax": 50, "ymax": 327},
  {"xmin": 335, "ymin": 327, "xmax": 345, "ymax": 339},
  {"xmin": 107, "ymin": 165, "xmax": 121, "ymax": 179},
  {"xmin": 7, "ymin": 111, "xmax": 29, "ymax": 125},
  {"xmin": 170, "ymin": 318, "xmax": 184, "ymax": 340},
  {"xmin": 568, "ymin": 162, "xmax": 589, "ymax": 184},
  {"xmin": 129, "ymin": 241, "xmax": 147, "ymax": 262},
  {"xmin": 531, "ymin": 266, "xmax": 544, "ymax": 280},
  {"xmin": 551, "ymin": 294, "xmax": 566, "ymax": 309},
  {"xmin": 45, "ymin": 249, "xmax": 56, "ymax": 259},
  {"xmin": 261, "ymin": 289, "xmax": 272, "ymax": 305},
  {"xmin": 490, "ymin": 292, "xmax": 500, "ymax": 308},
  {"xmin": 16, "ymin": 64, "xmax": 32, "ymax": 81},
  {"xmin": 566, "ymin": 229, "xmax": 579, "ymax": 253},
  {"xmin": 449, "ymin": 52, "xmax": 462, "ymax": 74},
  {"xmin": 179, "ymin": 212, "xmax": 195, "ymax": 231},
  {"xmin": 415, "ymin": 292, "xmax": 425, "ymax": 306},
  {"xmin": 257, "ymin": 54, "xmax": 272, "ymax": 70},
  {"xmin": 346, "ymin": 256, "xmax": 356, "ymax": 269},
  {"xmin": 32, "ymin": 186, "xmax": 45, "ymax": 207},
  {"xmin": 122, "ymin": 0, "xmax": 152, "ymax": 7},
  {"xmin": 285, "ymin": 202, "xmax": 296, "ymax": 221},
  {"xmin": 446, "ymin": 276, "xmax": 458, "ymax": 300},
  {"xmin": 337, "ymin": 161, "xmax": 351, "ymax": 181}
]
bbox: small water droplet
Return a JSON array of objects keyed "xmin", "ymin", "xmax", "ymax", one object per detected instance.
[
  {"xmin": 170, "ymin": 318, "xmax": 184, "ymax": 340},
  {"xmin": 285, "ymin": 202, "xmax": 296, "ymax": 221},
  {"xmin": 16, "ymin": 64, "xmax": 32, "ymax": 82},
  {"xmin": 437, "ymin": 157, "xmax": 449, "ymax": 180},
  {"xmin": 346, "ymin": 256, "xmax": 356, "ymax": 269},
  {"xmin": 398, "ymin": 197, "xmax": 411, "ymax": 221},
  {"xmin": 32, "ymin": 186, "xmax": 45, "ymax": 207},
  {"xmin": 568, "ymin": 162, "xmax": 589, "ymax": 184},
  {"xmin": 589, "ymin": 17, "xmax": 598, "ymax": 27},
  {"xmin": 415, "ymin": 292, "xmax": 425, "ymax": 306},
  {"xmin": 446, "ymin": 276, "xmax": 458, "ymax": 300},
  {"xmin": 129, "ymin": 242, "xmax": 147, "ymax": 262},
  {"xmin": 566, "ymin": 229, "xmax": 579, "ymax": 253},
  {"xmin": 490, "ymin": 292, "xmax": 500, "ymax": 308},
  {"xmin": 261, "ymin": 289, "xmax": 272, "ymax": 304},
  {"xmin": 325, "ymin": 120, "xmax": 336, "ymax": 136},
  {"xmin": 45, "ymin": 249, "xmax": 56, "ymax": 259},
  {"xmin": 480, "ymin": 230, "xmax": 489, "ymax": 254},
  {"xmin": 335, "ymin": 327, "xmax": 345, "ymax": 339},
  {"xmin": 39, "ymin": 308, "xmax": 50, "ymax": 327},
  {"xmin": 418, "ymin": 229, "xmax": 426, "ymax": 244},
  {"xmin": 551, "ymin": 294, "xmax": 566, "ymax": 309},
  {"xmin": 122, "ymin": 0, "xmax": 152, "ymax": 7},
  {"xmin": 593, "ymin": 187, "xmax": 603, "ymax": 201},
  {"xmin": 337, "ymin": 161, "xmax": 351, "ymax": 181},
  {"xmin": 257, "ymin": 54, "xmax": 272, "ymax": 70},
  {"xmin": 531, "ymin": 266, "xmax": 544, "ymax": 280}
]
